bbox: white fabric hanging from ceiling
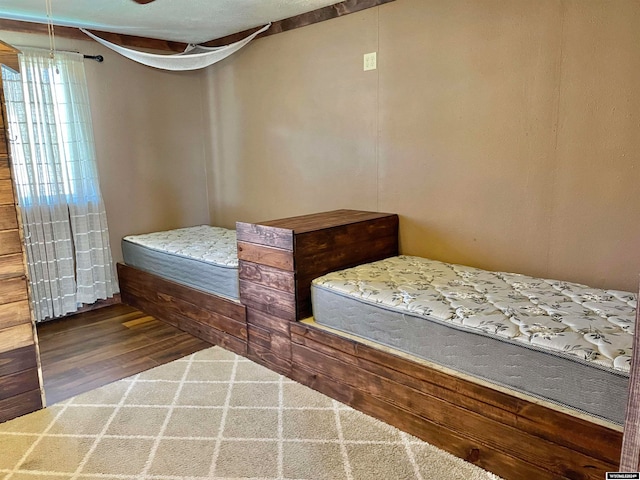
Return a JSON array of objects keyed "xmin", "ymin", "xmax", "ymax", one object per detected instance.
[{"xmin": 80, "ymin": 23, "xmax": 270, "ymax": 71}]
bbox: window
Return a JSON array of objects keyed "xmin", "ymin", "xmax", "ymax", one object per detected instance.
[{"xmin": 2, "ymin": 48, "xmax": 118, "ymax": 322}]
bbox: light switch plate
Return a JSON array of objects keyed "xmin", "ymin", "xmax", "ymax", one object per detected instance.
[{"xmin": 363, "ymin": 52, "xmax": 377, "ymax": 71}]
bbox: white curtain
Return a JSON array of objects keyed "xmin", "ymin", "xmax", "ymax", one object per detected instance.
[
  {"xmin": 2, "ymin": 48, "xmax": 118, "ymax": 322},
  {"xmin": 81, "ymin": 23, "xmax": 270, "ymax": 71}
]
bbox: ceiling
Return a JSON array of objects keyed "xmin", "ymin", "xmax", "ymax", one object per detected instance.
[{"xmin": 0, "ymin": 0, "xmax": 344, "ymax": 44}]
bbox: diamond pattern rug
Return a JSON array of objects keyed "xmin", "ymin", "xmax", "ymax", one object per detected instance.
[{"xmin": 0, "ymin": 346, "xmax": 502, "ymax": 479}]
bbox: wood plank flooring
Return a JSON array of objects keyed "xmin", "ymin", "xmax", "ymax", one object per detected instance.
[{"xmin": 36, "ymin": 303, "xmax": 211, "ymax": 406}]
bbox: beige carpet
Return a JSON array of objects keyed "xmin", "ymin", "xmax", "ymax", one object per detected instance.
[{"xmin": 0, "ymin": 346, "xmax": 503, "ymax": 479}]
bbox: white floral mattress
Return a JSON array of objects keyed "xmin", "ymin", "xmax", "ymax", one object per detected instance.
[
  {"xmin": 122, "ymin": 225, "xmax": 239, "ymax": 299},
  {"xmin": 123, "ymin": 225, "xmax": 238, "ymax": 267},
  {"xmin": 312, "ymin": 255, "xmax": 637, "ymax": 373}
]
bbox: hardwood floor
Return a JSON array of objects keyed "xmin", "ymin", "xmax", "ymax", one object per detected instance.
[{"xmin": 36, "ymin": 303, "xmax": 211, "ymax": 406}]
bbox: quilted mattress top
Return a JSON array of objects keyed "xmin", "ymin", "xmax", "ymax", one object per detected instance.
[
  {"xmin": 312, "ymin": 255, "xmax": 637, "ymax": 373},
  {"xmin": 123, "ymin": 225, "xmax": 238, "ymax": 268}
]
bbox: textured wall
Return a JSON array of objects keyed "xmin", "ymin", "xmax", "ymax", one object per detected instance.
[
  {"xmin": 203, "ymin": 8, "xmax": 380, "ymax": 226},
  {"xmin": 2, "ymin": 1, "xmax": 638, "ymax": 291},
  {"xmin": 205, "ymin": 0, "xmax": 640, "ymax": 291}
]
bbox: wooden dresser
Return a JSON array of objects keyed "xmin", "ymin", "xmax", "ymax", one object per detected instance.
[
  {"xmin": 236, "ymin": 209, "xmax": 399, "ymax": 375},
  {"xmin": 0, "ymin": 41, "xmax": 44, "ymax": 422}
]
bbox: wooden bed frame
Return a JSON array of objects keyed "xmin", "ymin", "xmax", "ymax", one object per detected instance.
[
  {"xmin": 117, "ymin": 209, "xmax": 624, "ymax": 480},
  {"xmin": 117, "ymin": 263, "xmax": 247, "ymax": 356}
]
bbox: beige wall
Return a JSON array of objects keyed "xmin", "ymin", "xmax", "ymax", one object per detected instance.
[
  {"xmin": 204, "ymin": 8, "xmax": 380, "ymax": 227},
  {"xmin": 205, "ymin": 0, "xmax": 640, "ymax": 291},
  {"xmin": 0, "ymin": 31, "xmax": 211, "ymax": 264},
  {"xmin": 2, "ymin": 0, "xmax": 639, "ymax": 292}
]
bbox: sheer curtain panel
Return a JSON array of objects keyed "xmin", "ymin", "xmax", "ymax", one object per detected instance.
[{"xmin": 2, "ymin": 48, "xmax": 118, "ymax": 322}]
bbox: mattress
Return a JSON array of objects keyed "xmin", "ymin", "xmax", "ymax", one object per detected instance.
[
  {"xmin": 311, "ymin": 255, "xmax": 637, "ymax": 425},
  {"xmin": 122, "ymin": 225, "xmax": 239, "ymax": 300}
]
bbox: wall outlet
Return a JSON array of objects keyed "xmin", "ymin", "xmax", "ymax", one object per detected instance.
[{"xmin": 364, "ymin": 52, "xmax": 377, "ymax": 71}]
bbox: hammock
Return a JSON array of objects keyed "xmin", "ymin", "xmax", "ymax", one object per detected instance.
[{"xmin": 80, "ymin": 24, "xmax": 270, "ymax": 71}]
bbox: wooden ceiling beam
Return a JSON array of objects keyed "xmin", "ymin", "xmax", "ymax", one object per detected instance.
[
  {"xmin": 0, "ymin": 18, "xmax": 187, "ymax": 52},
  {"xmin": 204, "ymin": 0, "xmax": 395, "ymax": 47},
  {"xmin": 0, "ymin": 0, "xmax": 395, "ymax": 53}
]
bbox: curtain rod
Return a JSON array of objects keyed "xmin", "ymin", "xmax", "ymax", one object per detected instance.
[
  {"xmin": 16, "ymin": 45, "xmax": 104, "ymax": 63},
  {"xmin": 83, "ymin": 54, "xmax": 103, "ymax": 62}
]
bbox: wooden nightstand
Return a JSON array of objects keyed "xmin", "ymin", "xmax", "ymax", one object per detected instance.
[{"xmin": 236, "ymin": 209, "xmax": 398, "ymax": 374}]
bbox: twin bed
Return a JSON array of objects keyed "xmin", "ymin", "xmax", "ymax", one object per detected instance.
[
  {"xmin": 312, "ymin": 255, "xmax": 634, "ymax": 426},
  {"xmin": 117, "ymin": 210, "xmax": 636, "ymax": 480},
  {"xmin": 122, "ymin": 225, "xmax": 240, "ymax": 300}
]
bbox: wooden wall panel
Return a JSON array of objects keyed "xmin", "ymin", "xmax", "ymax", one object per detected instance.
[
  {"xmin": 245, "ymin": 306, "xmax": 294, "ymax": 372},
  {"xmin": 238, "ymin": 261, "xmax": 295, "ymax": 293},
  {"xmin": 0, "ymin": 276, "xmax": 28, "ymax": 304},
  {"xmin": 0, "ymin": 344, "xmax": 37, "ymax": 377},
  {"xmin": 239, "ymin": 279, "xmax": 296, "ymax": 321},
  {"xmin": 0, "ymin": 43, "xmax": 44, "ymax": 422},
  {"xmin": 0, "ymin": 128, "xmax": 6, "ymax": 155},
  {"xmin": 0, "ymin": 300, "xmax": 30, "ymax": 330},
  {"xmin": 0, "ymin": 367, "xmax": 40, "ymax": 401},
  {"xmin": 246, "ymin": 308, "xmax": 291, "ymax": 337},
  {"xmin": 0, "ymin": 323, "xmax": 34, "ymax": 355},
  {"xmin": 0, "ymin": 41, "xmax": 20, "ymax": 73},
  {"xmin": 237, "ymin": 242, "xmax": 294, "ymax": 270},
  {"xmin": 236, "ymin": 222, "xmax": 293, "ymax": 251},
  {"xmin": 0, "ymin": 154, "xmax": 10, "ymax": 179},
  {"xmin": 0, "ymin": 389, "xmax": 42, "ymax": 424},
  {"xmin": 0, "ymin": 229, "xmax": 22, "ymax": 255},
  {"xmin": 0, "ymin": 204, "xmax": 18, "ymax": 230},
  {"xmin": 0, "ymin": 253, "xmax": 24, "ymax": 276},
  {"xmin": 0, "ymin": 178, "xmax": 14, "ymax": 204}
]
